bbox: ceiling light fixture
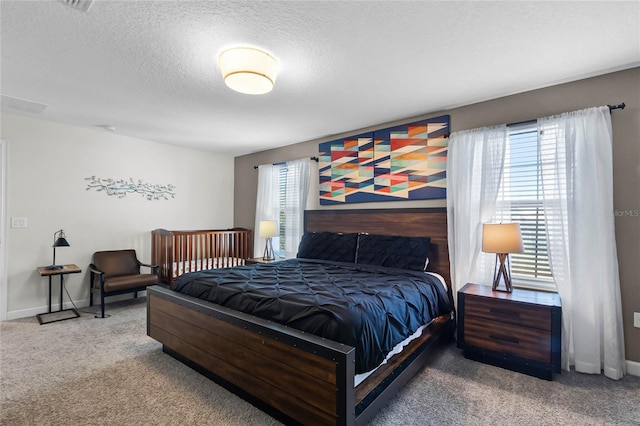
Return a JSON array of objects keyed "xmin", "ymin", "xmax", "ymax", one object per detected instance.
[{"xmin": 218, "ymin": 47, "xmax": 278, "ymax": 95}]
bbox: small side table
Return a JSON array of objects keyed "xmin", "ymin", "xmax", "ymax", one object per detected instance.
[
  {"xmin": 36, "ymin": 264, "xmax": 82, "ymax": 325},
  {"xmin": 245, "ymin": 257, "xmax": 286, "ymax": 265}
]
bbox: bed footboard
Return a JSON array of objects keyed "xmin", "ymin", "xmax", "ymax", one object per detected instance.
[
  {"xmin": 151, "ymin": 228, "xmax": 252, "ymax": 285},
  {"xmin": 147, "ymin": 285, "xmax": 355, "ymax": 425}
]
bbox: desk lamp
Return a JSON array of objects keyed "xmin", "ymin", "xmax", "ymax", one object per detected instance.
[
  {"xmin": 259, "ymin": 220, "xmax": 277, "ymax": 261},
  {"xmin": 482, "ymin": 223, "xmax": 524, "ymax": 292},
  {"xmin": 47, "ymin": 229, "xmax": 70, "ymax": 270}
]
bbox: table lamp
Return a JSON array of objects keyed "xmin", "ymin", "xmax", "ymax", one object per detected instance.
[
  {"xmin": 482, "ymin": 223, "xmax": 524, "ymax": 292},
  {"xmin": 259, "ymin": 220, "xmax": 277, "ymax": 261},
  {"xmin": 47, "ymin": 229, "xmax": 70, "ymax": 270}
]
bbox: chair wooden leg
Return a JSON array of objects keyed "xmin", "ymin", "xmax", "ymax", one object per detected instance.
[
  {"xmin": 89, "ymin": 274, "xmax": 94, "ymax": 306},
  {"xmin": 95, "ymin": 289, "xmax": 110, "ymax": 318}
]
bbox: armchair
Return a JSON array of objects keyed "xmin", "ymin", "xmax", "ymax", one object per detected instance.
[{"xmin": 89, "ymin": 249, "xmax": 158, "ymax": 318}]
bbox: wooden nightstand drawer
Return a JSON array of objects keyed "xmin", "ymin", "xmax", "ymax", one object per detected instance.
[
  {"xmin": 464, "ymin": 317, "xmax": 551, "ymax": 363},
  {"xmin": 465, "ymin": 296, "xmax": 552, "ymax": 331}
]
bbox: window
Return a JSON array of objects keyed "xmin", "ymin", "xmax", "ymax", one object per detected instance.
[
  {"xmin": 494, "ymin": 123, "xmax": 554, "ymax": 289},
  {"xmin": 255, "ymin": 159, "xmax": 311, "ymax": 259}
]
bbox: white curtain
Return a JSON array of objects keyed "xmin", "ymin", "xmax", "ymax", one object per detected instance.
[
  {"xmin": 254, "ymin": 164, "xmax": 280, "ymax": 258},
  {"xmin": 538, "ymin": 106, "xmax": 625, "ymax": 379},
  {"xmin": 282, "ymin": 158, "xmax": 311, "ymax": 258},
  {"xmin": 254, "ymin": 158, "xmax": 311, "ymax": 259},
  {"xmin": 446, "ymin": 125, "xmax": 509, "ymax": 299}
]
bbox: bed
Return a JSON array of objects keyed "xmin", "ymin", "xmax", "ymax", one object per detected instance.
[
  {"xmin": 151, "ymin": 228, "xmax": 252, "ymax": 285},
  {"xmin": 147, "ymin": 208, "xmax": 454, "ymax": 425}
]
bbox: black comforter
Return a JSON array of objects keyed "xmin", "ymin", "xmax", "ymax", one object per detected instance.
[{"xmin": 170, "ymin": 259, "xmax": 452, "ymax": 374}]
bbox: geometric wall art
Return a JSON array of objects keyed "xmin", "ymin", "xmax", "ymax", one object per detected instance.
[{"xmin": 319, "ymin": 115, "xmax": 449, "ymax": 204}]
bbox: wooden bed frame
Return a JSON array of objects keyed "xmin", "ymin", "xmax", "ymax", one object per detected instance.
[
  {"xmin": 151, "ymin": 228, "xmax": 252, "ymax": 285},
  {"xmin": 147, "ymin": 208, "xmax": 454, "ymax": 425}
]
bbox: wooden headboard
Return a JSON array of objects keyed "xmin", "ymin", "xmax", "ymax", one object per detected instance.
[{"xmin": 304, "ymin": 207, "xmax": 450, "ymax": 290}]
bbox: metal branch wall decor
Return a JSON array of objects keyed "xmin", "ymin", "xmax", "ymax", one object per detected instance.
[{"xmin": 85, "ymin": 176, "xmax": 176, "ymax": 200}]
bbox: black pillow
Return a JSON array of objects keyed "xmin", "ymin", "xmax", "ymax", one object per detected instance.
[
  {"xmin": 296, "ymin": 232, "xmax": 359, "ymax": 263},
  {"xmin": 355, "ymin": 234, "xmax": 430, "ymax": 271}
]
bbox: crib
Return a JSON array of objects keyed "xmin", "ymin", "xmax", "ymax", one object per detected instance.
[{"xmin": 151, "ymin": 228, "xmax": 252, "ymax": 285}]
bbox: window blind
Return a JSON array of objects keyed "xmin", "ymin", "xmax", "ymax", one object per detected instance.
[
  {"xmin": 278, "ymin": 165, "xmax": 287, "ymax": 252},
  {"xmin": 276, "ymin": 161, "xmax": 308, "ymax": 256},
  {"xmin": 495, "ymin": 123, "xmax": 553, "ymax": 283}
]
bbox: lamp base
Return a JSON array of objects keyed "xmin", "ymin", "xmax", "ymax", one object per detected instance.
[
  {"xmin": 262, "ymin": 237, "xmax": 275, "ymax": 261},
  {"xmin": 492, "ymin": 253, "xmax": 513, "ymax": 293}
]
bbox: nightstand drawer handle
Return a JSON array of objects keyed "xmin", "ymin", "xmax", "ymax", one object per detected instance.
[
  {"xmin": 489, "ymin": 308, "xmax": 520, "ymax": 318},
  {"xmin": 489, "ymin": 334, "xmax": 520, "ymax": 344}
]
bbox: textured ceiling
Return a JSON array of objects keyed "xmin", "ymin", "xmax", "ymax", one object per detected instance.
[{"xmin": 1, "ymin": 1, "xmax": 639, "ymax": 156}]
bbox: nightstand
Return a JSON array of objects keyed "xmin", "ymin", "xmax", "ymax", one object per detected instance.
[{"xmin": 457, "ymin": 283, "xmax": 561, "ymax": 380}]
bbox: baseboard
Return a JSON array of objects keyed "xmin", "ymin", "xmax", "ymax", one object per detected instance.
[
  {"xmin": 6, "ymin": 299, "xmax": 88, "ymax": 320},
  {"xmin": 626, "ymin": 359, "xmax": 640, "ymax": 377},
  {"xmin": 5, "ymin": 291, "xmax": 146, "ymax": 321}
]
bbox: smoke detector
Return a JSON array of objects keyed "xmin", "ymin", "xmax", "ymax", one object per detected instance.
[
  {"xmin": 58, "ymin": 0, "xmax": 94, "ymax": 13},
  {"xmin": 94, "ymin": 124, "xmax": 116, "ymax": 132}
]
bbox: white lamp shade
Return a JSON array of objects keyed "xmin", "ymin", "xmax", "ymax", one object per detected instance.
[
  {"xmin": 218, "ymin": 47, "xmax": 278, "ymax": 95},
  {"xmin": 258, "ymin": 220, "xmax": 278, "ymax": 238},
  {"xmin": 482, "ymin": 223, "xmax": 524, "ymax": 254}
]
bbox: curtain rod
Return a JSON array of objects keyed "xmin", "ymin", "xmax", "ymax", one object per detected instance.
[
  {"xmin": 253, "ymin": 156, "xmax": 318, "ymax": 169},
  {"xmin": 509, "ymin": 102, "xmax": 626, "ymax": 128},
  {"xmin": 255, "ymin": 104, "xmax": 625, "ymax": 165}
]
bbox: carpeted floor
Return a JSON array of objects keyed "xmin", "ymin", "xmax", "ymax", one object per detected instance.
[{"xmin": 1, "ymin": 298, "xmax": 638, "ymax": 425}]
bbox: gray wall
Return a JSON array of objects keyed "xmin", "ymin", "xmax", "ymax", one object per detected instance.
[{"xmin": 234, "ymin": 68, "xmax": 640, "ymax": 363}]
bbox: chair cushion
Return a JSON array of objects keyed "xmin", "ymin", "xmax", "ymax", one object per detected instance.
[
  {"xmin": 103, "ymin": 274, "xmax": 158, "ymax": 293},
  {"xmin": 94, "ymin": 250, "xmax": 140, "ymax": 277}
]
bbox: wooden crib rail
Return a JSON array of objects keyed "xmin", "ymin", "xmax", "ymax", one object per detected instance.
[{"xmin": 152, "ymin": 228, "xmax": 252, "ymax": 285}]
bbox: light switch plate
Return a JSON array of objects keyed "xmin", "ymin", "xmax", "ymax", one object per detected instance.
[
  {"xmin": 11, "ymin": 217, "xmax": 27, "ymax": 228},
  {"xmin": 634, "ymin": 312, "xmax": 640, "ymax": 328}
]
